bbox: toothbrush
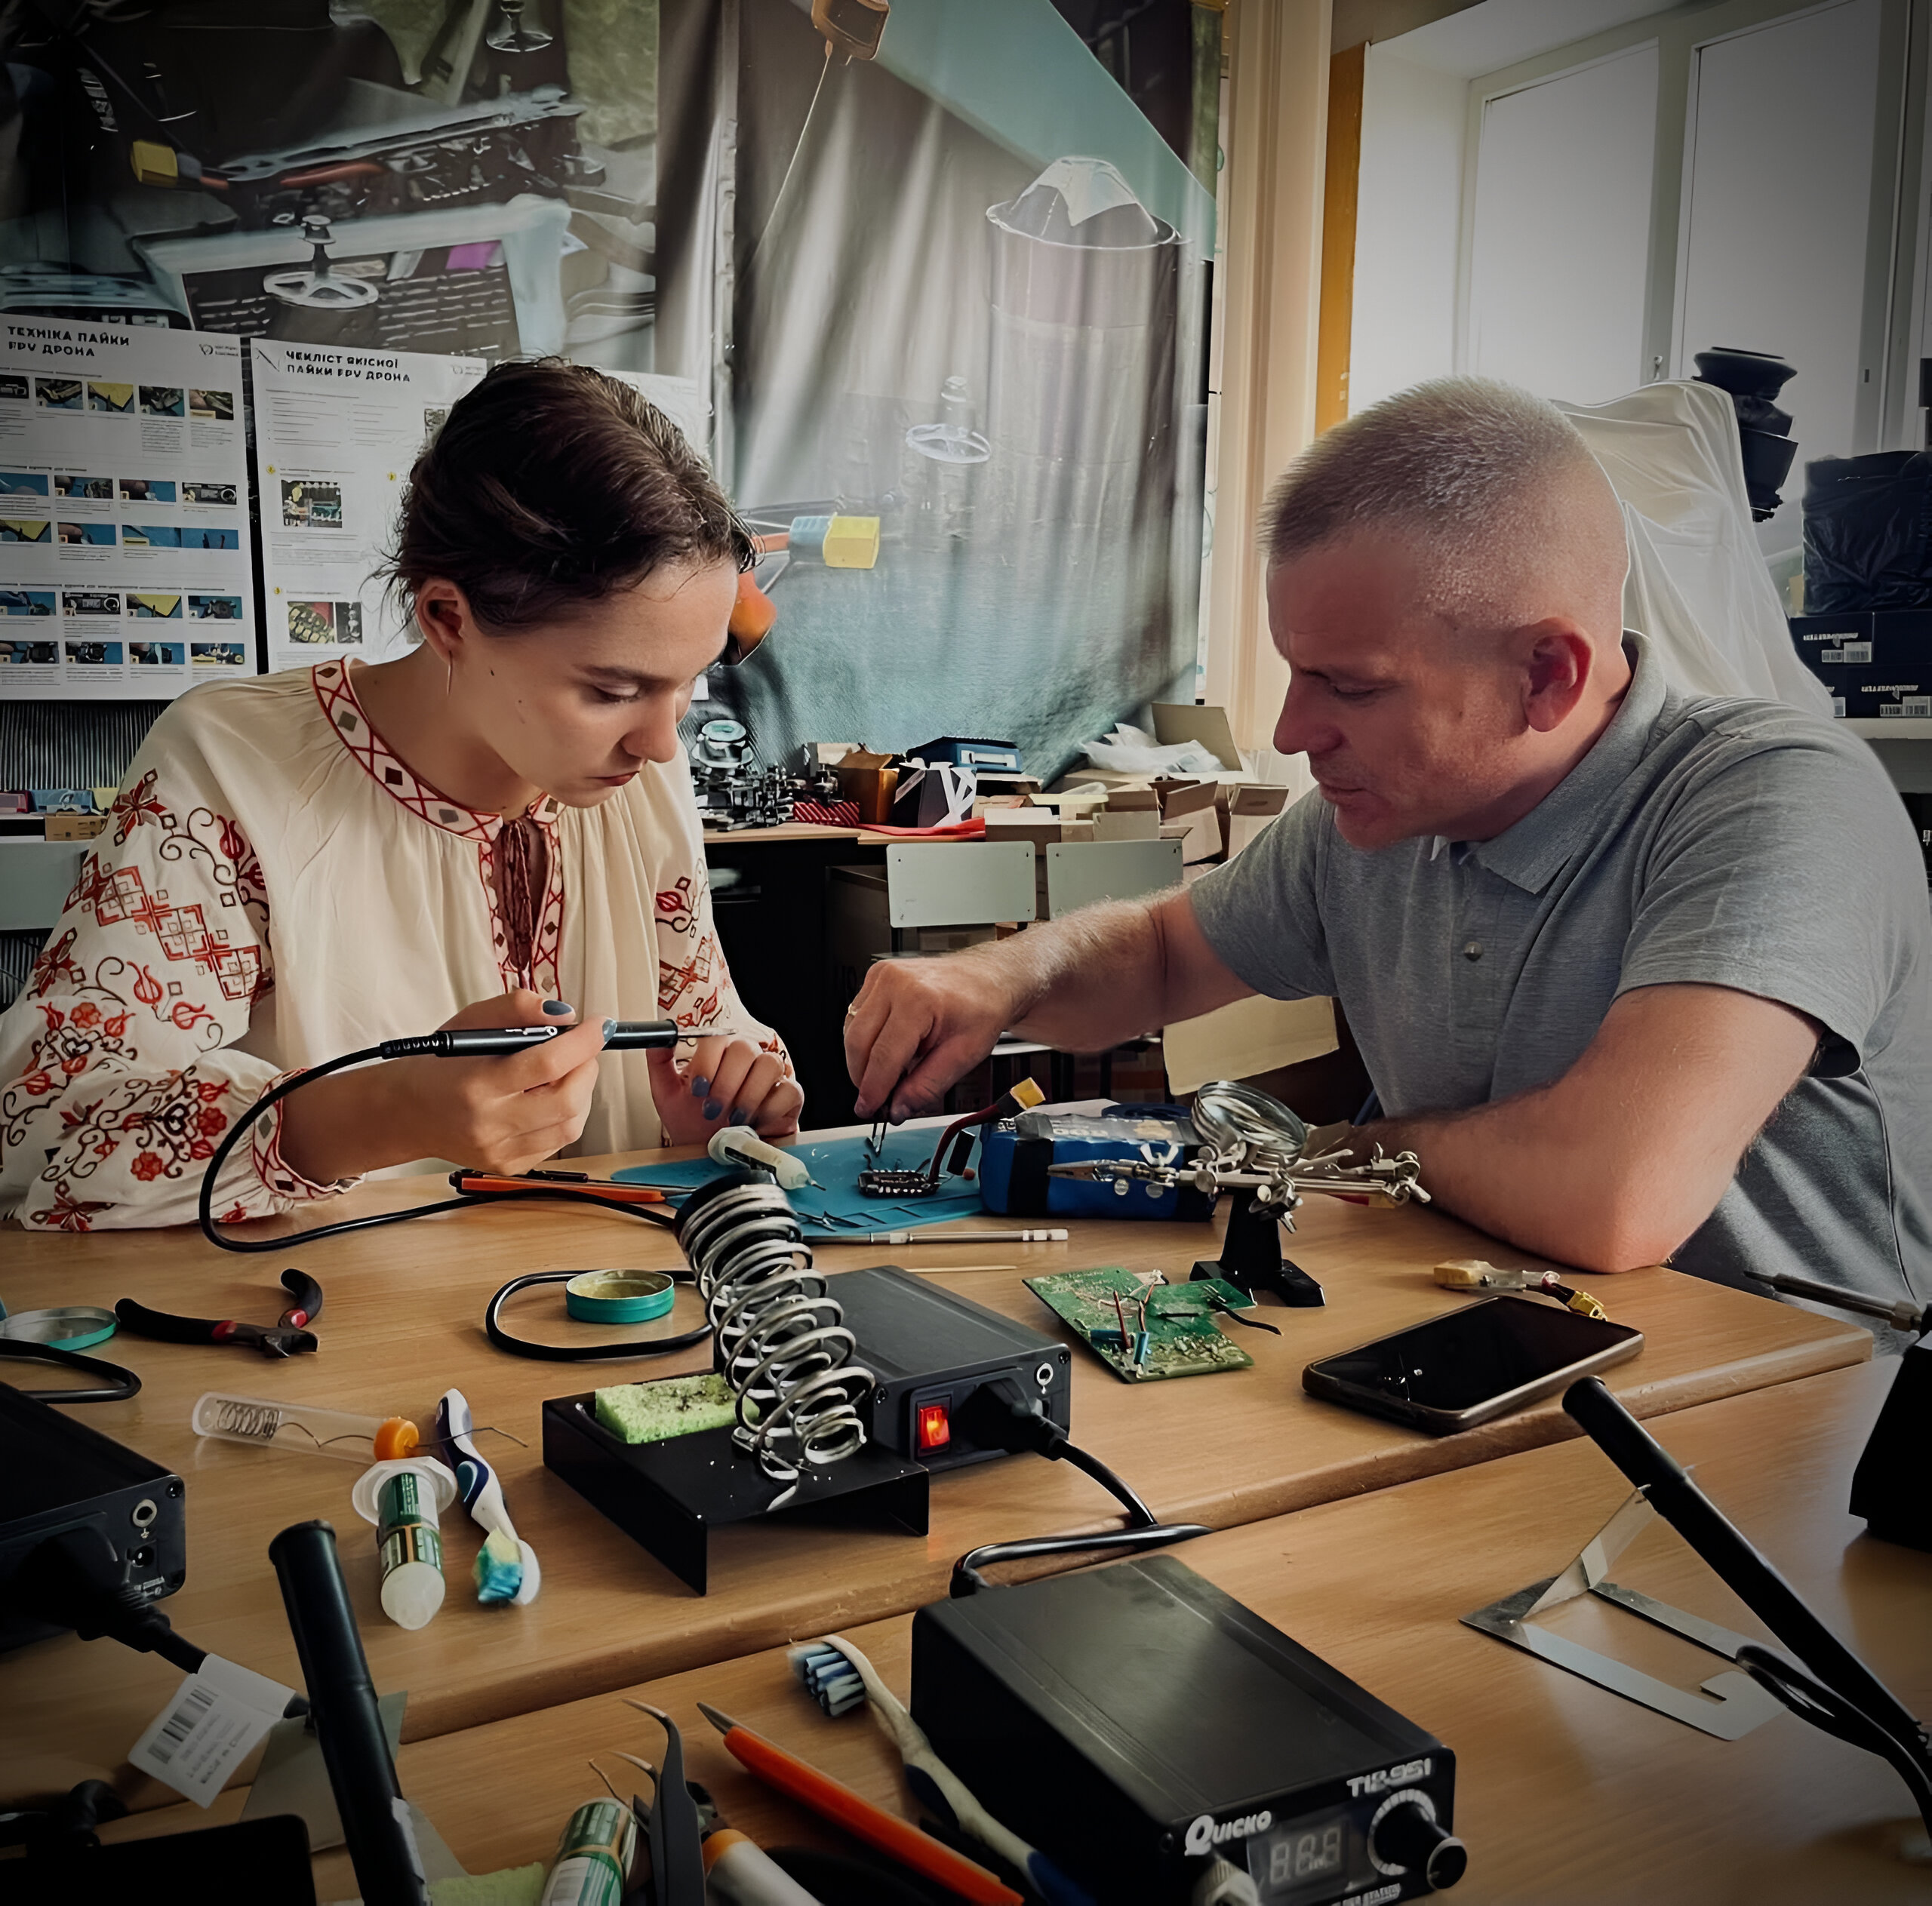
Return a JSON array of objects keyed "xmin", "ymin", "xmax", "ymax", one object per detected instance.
[
  {"xmin": 437, "ymin": 1388, "xmax": 540, "ymax": 1606},
  {"xmin": 788, "ymin": 1635, "xmax": 1093, "ymax": 1906}
]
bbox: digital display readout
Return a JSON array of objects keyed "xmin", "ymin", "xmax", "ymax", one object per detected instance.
[{"xmin": 1247, "ymin": 1806, "xmax": 1356, "ymax": 1899}]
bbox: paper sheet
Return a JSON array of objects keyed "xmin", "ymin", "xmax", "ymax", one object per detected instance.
[
  {"xmin": 251, "ymin": 340, "xmax": 487, "ymax": 673},
  {"xmin": 0, "ymin": 320, "xmax": 255, "ymax": 699}
]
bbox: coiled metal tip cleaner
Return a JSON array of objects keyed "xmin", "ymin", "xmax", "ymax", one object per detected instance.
[{"xmin": 674, "ymin": 1172, "xmax": 875, "ymax": 1508}]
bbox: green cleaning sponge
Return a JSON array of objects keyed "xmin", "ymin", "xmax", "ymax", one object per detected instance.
[{"xmin": 594, "ymin": 1373, "xmax": 738, "ymax": 1445}]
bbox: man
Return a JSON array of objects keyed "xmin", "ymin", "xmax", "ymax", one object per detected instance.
[{"xmin": 844, "ymin": 378, "xmax": 1930, "ymax": 1324}]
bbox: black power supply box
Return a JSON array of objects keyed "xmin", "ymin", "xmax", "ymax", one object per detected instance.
[
  {"xmin": 831, "ymin": 1265, "xmax": 1072, "ymax": 1469},
  {"xmin": 912, "ymin": 1555, "xmax": 1465, "ymax": 1905},
  {"xmin": 0, "ymin": 1382, "xmax": 186, "ymax": 1652},
  {"xmin": 545, "ymin": 1265, "xmax": 1071, "ymax": 1594}
]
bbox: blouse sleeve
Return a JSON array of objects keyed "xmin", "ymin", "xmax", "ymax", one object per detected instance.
[
  {"xmin": 650, "ymin": 832, "xmax": 795, "ymax": 1101},
  {"xmin": 0, "ymin": 745, "xmax": 351, "ymax": 1232}
]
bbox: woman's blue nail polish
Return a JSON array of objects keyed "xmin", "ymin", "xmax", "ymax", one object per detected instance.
[
  {"xmin": 731, "ymin": 1106, "xmax": 750, "ymax": 1127},
  {"xmin": 690, "ymin": 1075, "xmax": 711, "ymax": 1097},
  {"xmin": 542, "ymin": 999, "xmax": 574, "ymax": 1017},
  {"xmin": 601, "ymin": 1018, "xmax": 617, "ymax": 1041},
  {"xmin": 702, "ymin": 1099, "xmax": 723, "ymax": 1121}
]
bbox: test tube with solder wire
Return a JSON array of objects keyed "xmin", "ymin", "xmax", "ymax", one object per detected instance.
[{"xmin": 192, "ymin": 1391, "xmax": 421, "ymax": 1462}]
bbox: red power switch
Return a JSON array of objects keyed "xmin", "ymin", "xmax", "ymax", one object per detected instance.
[{"xmin": 915, "ymin": 1400, "xmax": 952, "ymax": 1453}]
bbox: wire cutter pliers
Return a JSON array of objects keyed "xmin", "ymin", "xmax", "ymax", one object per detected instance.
[{"xmin": 115, "ymin": 1268, "xmax": 324, "ymax": 1358}]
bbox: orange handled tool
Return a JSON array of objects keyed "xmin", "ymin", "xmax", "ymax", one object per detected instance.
[{"xmin": 696, "ymin": 1702, "xmax": 1023, "ymax": 1905}]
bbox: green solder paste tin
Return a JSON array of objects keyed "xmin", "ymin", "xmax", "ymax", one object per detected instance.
[
  {"xmin": 539, "ymin": 1799, "xmax": 636, "ymax": 1905},
  {"xmin": 375, "ymin": 1467, "xmax": 445, "ymax": 1630}
]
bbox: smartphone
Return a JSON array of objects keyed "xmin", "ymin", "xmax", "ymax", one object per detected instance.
[{"xmin": 1303, "ymin": 1295, "xmax": 1644, "ymax": 1435}]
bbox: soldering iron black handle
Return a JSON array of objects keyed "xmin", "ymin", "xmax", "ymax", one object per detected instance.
[
  {"xmin": 269, "ymin": 1520, "xmax": 428, "ymax": 1906},
  {"xmin": 1562, "ymin": 1377, "xmax": 1923, "ymax": 1748},
  {"xmin": 378, "ymin": 1019, "xmax": 681, "ymax": 1059},
  {"xmin": 198, "ymin": 1035, "xmax": 681, "ymax": 1252}
]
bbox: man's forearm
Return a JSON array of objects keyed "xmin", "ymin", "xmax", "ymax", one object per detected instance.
[
  {"xmin": 1369, "ymin": 1083, "xmax": 1690, "ymax": 1274},
  {"xmin": 955, "ymin": 899, "xmax": 1172, "ymax": 1050},
  {"xmin": 1361, "ymin": 983, "xmax": 1818, "ymax": 1274}
]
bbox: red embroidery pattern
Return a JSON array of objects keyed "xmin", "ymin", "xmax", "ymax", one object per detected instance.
[
  {"xmin": 657, "ymin": 934, "xmax": 716, "ymax": 1013},
  {"xmin": 29, "ymin": 928, "xmax": 83, "ymax": 997},
  {"xmin": 478, "ymin": 828, "xmax": 565, "ymax": 995},
  {"xmin": 5, "ymin": 960, "xmax": 226, "ymax": 1132},
  {"xmin": 313, "ymin": 660, "xmax": 565, "ymax": 995},
  {"xmin": 675, "ymin": 988, "xmax": 722, "ymax": 1031},
  {"xmin": 313, "ymin": 661, "xmax": 496, "ymax": 842},
  {"xmin": 72, "ymin": 862, "xmax": 263, "ymax": 1003},
  {"xmin": 25, "ymin": 1065, "xmax": 234, "ymax": 1228},
  {"xmin": 110, "ymin": 770, "xmax": 167, "ymax": 844},
  {"xmin": 654, "ymin": 875, "xmax": 703, "ymax": 934}
]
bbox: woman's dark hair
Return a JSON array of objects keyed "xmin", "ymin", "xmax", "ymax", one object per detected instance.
[{"xmin": 387, "ymin": 358, "xmax": 752, "ymax": 631}]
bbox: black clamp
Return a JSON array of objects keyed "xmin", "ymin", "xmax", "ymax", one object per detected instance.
[
  {"xmin": 116, "ymin": 1268, "xmax": 323, "ymax": 1359},
  {"xmin": 1192, "ymin": 1188, "xmax": 1326, "ymax": 1308}
]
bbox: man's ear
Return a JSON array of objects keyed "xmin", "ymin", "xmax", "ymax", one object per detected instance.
[{"xmin": 1518, "ymin": 621, "xmax": 1592, "ymax": 733}]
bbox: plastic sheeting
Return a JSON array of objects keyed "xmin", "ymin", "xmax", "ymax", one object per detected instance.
[
  {"xmin": 1555, "ymin": 380, "xmax": 1831, "ymax": 714},
  {"xmin": 1802, "ymin": 451, "xmax": 1932, "ymax": 613}
]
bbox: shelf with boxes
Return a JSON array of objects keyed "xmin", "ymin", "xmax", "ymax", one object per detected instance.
[{"xmin": 1789, "ymin": 610, "xmax": 1932, "ymax": 722}]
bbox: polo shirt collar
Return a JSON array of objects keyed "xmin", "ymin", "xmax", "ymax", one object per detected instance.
[{"xmin": 1456, "ymin": 634, "xmax": 1663, "ymax": 894}]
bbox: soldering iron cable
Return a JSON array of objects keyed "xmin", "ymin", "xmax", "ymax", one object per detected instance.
[
  {"xmin": 195, "ymin": 1024, "xmax": 687, "ymax": 1253},
  {"xmin": 946, "ymin": 1379, "xmax": 1211, "ymax": 1595}
]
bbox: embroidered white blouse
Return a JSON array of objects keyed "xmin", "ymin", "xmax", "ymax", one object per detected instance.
[{"xmin": 0, "ymin": 659, "xmax": 787, "ymax": 1231}]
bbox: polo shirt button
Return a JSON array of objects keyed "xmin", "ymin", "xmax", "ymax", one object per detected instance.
[{"xmin": 1462, "ymin": 940, "xmax": 1483, "ymax": 961}]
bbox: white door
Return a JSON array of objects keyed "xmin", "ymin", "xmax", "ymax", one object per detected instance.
[
  {"xmin": 1675, "ymin": 0, "xmax": 1885, "ymax": 549},
  {"xmin": 1466, "ymin": 44, "xmax": 1660, "ymax": 404}
]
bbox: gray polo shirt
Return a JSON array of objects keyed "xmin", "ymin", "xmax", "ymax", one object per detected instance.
[{"xmin": 1189, "ymin": 635, "xmax": 1931, "ymax": 1328}]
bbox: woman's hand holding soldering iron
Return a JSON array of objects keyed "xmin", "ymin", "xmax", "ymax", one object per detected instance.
[
  {"xmin": 648, "ymin": 1033, "xmax": 803, "ymax": 1145},
  {"xmin": 281, "ymin": 991, "xmax": 610, "ymax": 1182}
]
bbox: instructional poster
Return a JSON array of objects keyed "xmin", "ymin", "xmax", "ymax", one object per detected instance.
[
  {"xmin": 251, "ymin": 341, "xmax": 485, "ymax": 675},
  {"xmin": 0, "ymin": 322, "xmax": 254, "ymax": 700}
]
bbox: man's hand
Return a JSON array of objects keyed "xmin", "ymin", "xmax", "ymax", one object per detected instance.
[
  {"xmin": 1368, "ymin": 982, "xmax": 1821, "ymax": 1272},
  {"xmin": 844, "ymin": 891, "xmax": 1255, "ymax": 1121},
  {"xmin": 844, "ymin": 957, "xmax": 1020, "ymax": 1122},
  {"xmin": 648, "ymin": 1034, "xmax": 803, "ymax": 1145},
  {"xmin": 281, "ymin": 990, "xmax": 608, "ymax": 1182}
]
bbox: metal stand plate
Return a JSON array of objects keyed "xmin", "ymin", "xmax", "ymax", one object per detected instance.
[{"xmin": 1460, "ymin": 1488, "xmax": 1788, "ymax": 1739}]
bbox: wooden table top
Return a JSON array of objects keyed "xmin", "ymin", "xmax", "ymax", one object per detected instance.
[
  {"xmin": 1, "ymin": 1133, "xmax": 1870, "ymax": 1816},
  {"xmin": 90, "ymin": 1359, "xmax": 1927, "ymax": 1904}
]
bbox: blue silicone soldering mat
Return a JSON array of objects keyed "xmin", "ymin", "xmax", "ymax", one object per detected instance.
[{"xmin": 612, "ymin": 1130, "xmax": 986, "ymax": 1237}]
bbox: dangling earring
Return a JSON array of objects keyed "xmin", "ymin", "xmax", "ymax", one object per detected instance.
[{"xmin": 444, "ymin": 652, "xmax": 453, "ymax": 701}]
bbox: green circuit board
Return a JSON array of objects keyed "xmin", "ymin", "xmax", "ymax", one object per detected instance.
[{"xmin": 1024, "ymin": 1265, "xmax": 1257, "ymax": 1383}]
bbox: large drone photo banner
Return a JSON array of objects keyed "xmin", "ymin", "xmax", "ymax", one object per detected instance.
[{"xmin": 0, "ymin": 0, "xmax": 1217, "ymax": 776}]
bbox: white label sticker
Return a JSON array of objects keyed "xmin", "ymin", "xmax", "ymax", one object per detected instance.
[{"xmin": 128, "ymin": 1655, "xmax": 297, "ymax": 1806}]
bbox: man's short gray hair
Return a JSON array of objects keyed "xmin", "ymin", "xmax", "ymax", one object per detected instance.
[{"xmin": 1263, "ymin": 377, "xmax": 1608, "ymax": 604}]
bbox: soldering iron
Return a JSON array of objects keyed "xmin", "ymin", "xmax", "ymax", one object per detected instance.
[{"xmin": 197, "ymin": 1020, "xmax": 688, "ymax": 1253}]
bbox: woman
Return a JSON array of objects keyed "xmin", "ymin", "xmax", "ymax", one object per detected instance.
[{"xmin": 0, "ymin": 361, "xmax": 799, "ymax": 1231}]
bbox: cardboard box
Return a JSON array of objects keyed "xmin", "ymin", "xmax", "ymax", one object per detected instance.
[
  {"xmin": 1163, "ymin": 995, "xmax": 1338, "ymax": 1096},
  {"xmin": 45, "ymin": 812, "xmax": 108, "ymax": 841},
  {"xmin": 834, "ymin": 749, "xmax": 899, "ymax": 825},
  {"xmin": 1091, "ymin": 809, "xmax": 1159, "ymax": 842},
  {"xmin": 1226, "ymin": 783, "xmax": 1291, "ymax": 857},
  {"xmin": 1158, "ymin": 779, "xmax": 1224, "ymax": 865},
  {"xmin": 1151, "ymin": 702, "xmax": 1244, "ymax": 770}
]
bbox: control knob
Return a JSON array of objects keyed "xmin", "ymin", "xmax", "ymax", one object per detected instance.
[{"xmin": 1367, "ymin": 1788, "xmax": 1467, "ymax": 1891}]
